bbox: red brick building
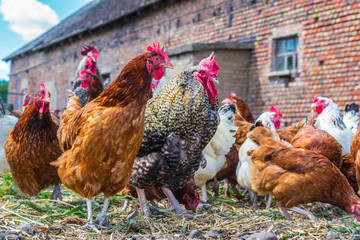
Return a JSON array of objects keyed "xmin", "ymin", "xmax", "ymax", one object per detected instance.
[{"xmin": 4, "ymin": 0, "xmax": 360, "ymax": 125}]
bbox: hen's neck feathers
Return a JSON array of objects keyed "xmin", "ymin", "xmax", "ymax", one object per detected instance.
[
  {"xmin": 255, "ymin": 112, "xmax": 276, "ymax": 131},
  {"xmin": 11, "ymin": 100, "xmax": 58, "ymax": 142},
  {"xmin": 95, "ymin": 53, "xmax": 152, "ymax": 107}
]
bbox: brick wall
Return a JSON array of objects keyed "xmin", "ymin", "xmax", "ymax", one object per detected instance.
[{"xmin": 7, "ymin": 0, "xmax": 360, "ymax": 126}]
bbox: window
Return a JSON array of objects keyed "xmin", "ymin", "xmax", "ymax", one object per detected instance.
[{"xmin": 274, "ymin": 37, "xmax": 298, "ymax": 71}]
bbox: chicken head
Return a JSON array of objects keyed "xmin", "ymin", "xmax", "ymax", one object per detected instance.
[
  {"xmin": 270, "ymin": 106, "xmax": 283, "ymax": 129},
  {"xmin": 34, "ymin": 84, "xmax": 51, "ymax": 114},
  {"xmin": 146, "ymin": 42, "xmax": 173, "ymax": 86},
  {"xmin": 311, "ymin": 97, "xmax": 330, "ymax": 114}
]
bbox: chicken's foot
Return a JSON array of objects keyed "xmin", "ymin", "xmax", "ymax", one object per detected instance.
[
  {"xmin": 249, "ymin": 191, "xmax": 258, "ymax": 209},
  {"xmin": 201, "ymin": 185, "xmax": 208, "ymax": 203},
  {"xmin": 161, "ymin": 186, "xmax": 193, "ymax": 218},
  {"xmin": 266, "ymin": 194, "xmax": 273, "ymax": 209},
  {"xmin": 50, "ymin": 184, "xmax": 62, "ymax": 201},
  {"xmin": 290, "ymin": 206, "xmax": 318, "ymax": 222},
  {"xmin": 80, "ymin": 199, "xmax": 100, "ymax": 233},
  {"xmin": 122, "ymin": 198, "xmax": 130, "ymax": 212},
  {"xmin": 136, "ymin": 188, "xmax": 151, "ymax": 217},
  {"xmin": 94, "ymin": 197, "xmax": 112, "ymax": 228},
  {"xmin": 278, "ymin": 205, "xmax": 292, "ymax": 220},
  {"xmin": 230, "ymin": 183, "xmax": 244, "ymax": 200}
]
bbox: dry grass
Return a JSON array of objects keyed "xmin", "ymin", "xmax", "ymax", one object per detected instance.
[{"xmin": 1, "ymin": 174, "xmax": 360, "ymax": 239}]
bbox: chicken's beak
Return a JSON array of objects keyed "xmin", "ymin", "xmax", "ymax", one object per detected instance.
[
  {"xmin": 213, "ymin": 77, "xmax": 219, "ymax": 84},
  {"xmin": 311, "ymin": 103, "xmax": 317, "ymax": 110},
  {"xmin": 92, "ymin": 57, "xmax": 96, "ymax": 62},
  {"xmin": 163, "ymin": 62, "xmax": 174, "ymax": 69}
]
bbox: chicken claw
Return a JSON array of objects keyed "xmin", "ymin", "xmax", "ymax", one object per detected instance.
[
  {"xmin": 136, "ymin": 188, "xmax": 152, "ymax": 217},
  {"xmin": 94, "ymin": 198, "xmax": 112, "ymax": 228},
  {"xmin": 161, "ymin": 186, "xmax": 193, "ymax": 218}
]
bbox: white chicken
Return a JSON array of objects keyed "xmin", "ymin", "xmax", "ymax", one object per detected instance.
[
  {"xmin": 194, "ymin": 103, "xmax": 237, "ymax": 202},
  {"xmin": 236, "ymin": 106, "xmax": 282, "ymax": 208},
  {"xmin": 312, "ymin": 97, "xmax": 353, "ymax": 155},
  {"xmin": 0, "ymin": 98, "xmax": 18, "ymax": 174}
]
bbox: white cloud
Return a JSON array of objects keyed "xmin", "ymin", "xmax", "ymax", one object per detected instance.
[
  {"xmin": 0, "ymin": 0, "xmax": 59, "ymax": 41},
  {"xmin": 0, "ymin": 61, "xmax": 9, "ymax": 80}
]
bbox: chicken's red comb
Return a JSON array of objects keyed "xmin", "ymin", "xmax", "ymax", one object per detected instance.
[
  {"xmin": 147, "ymin": 42, "xmax": 170, "ymax": 63},
  {"xmin": 199, "ymin": 52, "xmax": 219, "ymax": 77},
  {"xmin": 40, "ymin": 84, "xmax": 50, "ymax": 99},
  {"xmin": 228, "ymin": 93, "xmax": 237, "ymax": 98},
  {"xmin": 81, "ymin": 45, "xmax": 100, "ymax": 58},
  {"xmin": 313, "ymin": 96, "xmax": 320, "ymax": 103},
  {"xmin": 270, "ymin": 106, "xmax": 282, "ymax": 118}
]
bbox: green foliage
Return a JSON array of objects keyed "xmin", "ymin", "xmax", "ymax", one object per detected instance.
[
  {"xmin": 0, "ymin": 79, "xmax": 9, "ymax": 103},
  {"xmin": 0, "ymin": 173, "xmax": 20, "ymax": 197}
]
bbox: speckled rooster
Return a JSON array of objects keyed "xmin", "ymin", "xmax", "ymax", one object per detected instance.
[{"xmin": 129, "ymin": 52, "xmax": 220, "ymax": 217}]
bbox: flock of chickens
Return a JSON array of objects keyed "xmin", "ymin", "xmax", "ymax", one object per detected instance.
[{"xmin": 1, "ymin": 42, "xmax": 360, "ymax": 232}]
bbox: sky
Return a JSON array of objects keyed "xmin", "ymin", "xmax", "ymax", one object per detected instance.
[{"xmin": 0, "ymin": 0, "xmax": 92, "ymax": 80}]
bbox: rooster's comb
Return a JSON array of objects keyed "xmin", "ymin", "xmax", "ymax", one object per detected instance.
[
  {"xmin": 147, "ymin": 42, "xmax": 170, "ymax": 62},
  {"xmin": 270, "ymin": 106, "xmax": 282, "ymax": 118},
  {"xmin": 81, "ymin": 45, "xmax": 100, "ymax": 58},
  {"xmin": 313, "ymin": 96, "xmax": 321, "ymax": 103},
  {"xmin": 199, "ymin": 52, "xmax": 219, "ymax": 77},
  {"xmin": 228, "ymin": 93, "xmax": 237, "ymax": 98},
  {"xmin": 39, "ymin": 84, "xmax": 50, "ymax": 99}
]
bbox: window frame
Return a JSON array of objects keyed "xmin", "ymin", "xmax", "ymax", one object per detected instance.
[{"xmin": 273, "ymin": 36, "xmax": 299, "ymax": 72}]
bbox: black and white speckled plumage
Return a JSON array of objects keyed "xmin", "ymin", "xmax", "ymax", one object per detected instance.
[
  {"xmin": 71, "ymin": 56, "xmax": 104, "ymax": 107},
  {"xmin": 129, "ymin": 67, "xmax": 219, "ymax": 190}
]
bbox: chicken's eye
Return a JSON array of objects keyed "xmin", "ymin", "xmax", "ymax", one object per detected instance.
[{"xmin": 154, "ymin": 57, "xmax": 159, "ymax": 62}]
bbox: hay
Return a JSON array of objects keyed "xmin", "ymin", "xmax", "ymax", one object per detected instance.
[{"xmin": 0, "ymin": 175, "xmax": 359, "ymax": 239}]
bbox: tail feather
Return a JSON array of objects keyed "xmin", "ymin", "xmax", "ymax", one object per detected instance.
[{"xmin": 343, "ymin": 103, "xmax": 359, "ymax": 134}]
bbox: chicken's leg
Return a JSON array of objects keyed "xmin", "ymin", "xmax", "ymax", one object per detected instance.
[
  {"xmin": 278, "ymin": 205, "xmax": 292, "ymax": 220},
  {"xmin": 290, "ymin": 207, "xmax": 318, "ymax": 222},
  {"xmin": 94, "ymin": 197, "xmax": 111, "ymax": 228},
  {"xmin": 122, "ymin": 198, "xmax": 130, "ymax": 212},
  {"xmin": 81, "ymin": 199, "xmax": 99, "ymax": 232},
  {"xmin": 223, "ymin": 179, "xmax": 230, "ymax": 198},
  {"xmin": 50, "ymin": 184, "xmax": 62, "ymax": 201},
  {"xmin": 161, "ymin": 186, "xmax": 193, "ymax": 218},
  {"xmin": 230, "ymin": 183, "xmax": 244, "ymax": 200},
  {"xmin": 213, "ymin": 177, "xmax": 219, "ymax": 197},
  {"xmin": 249, "ymin": 190, "xmax": 258, "ymax": 209},
  {"xmin": 201, "ymin": 185, "xmax": 208, "ymax": 203},
  {"xmin": 266, "ymin": 194, "xmax": 273, "ymax": 209},
  {"xmin": 136, "ymin": 188, "xmax": 151, "ymax": 217}
]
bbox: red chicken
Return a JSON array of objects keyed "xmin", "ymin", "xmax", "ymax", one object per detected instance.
[
  {"xmin": 53, "ymin": 42, "xmax": 173, "ymax": 230},
  {"xmin": 4, "ymin": 84, "xmax": 62, "ymax": 200},
  {"xmin": 291, "ymin": 110, "xmax": 343, "ymax": 169},
  {"xmin": 248, "ymin": 126, "xmax": 360, "ymax": 222}
]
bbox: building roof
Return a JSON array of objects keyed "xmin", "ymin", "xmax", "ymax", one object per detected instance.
[{"xmin": 4, "ymin": 0, "xmax": 162, "ymax": 61}]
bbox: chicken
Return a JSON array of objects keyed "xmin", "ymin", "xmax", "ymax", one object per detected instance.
[
  {"xmin": 341, "ymin": 153, "xmax": 358, "ymax": 193},
  {"xmin": 291, "ymin": 110, "xmax": 343, "ymax": 169},
  {"xmin": 72, "ymin": 45, "xmax": 104, "ymax": 107},
  {"xmin": 129, "ymin": 53, "xmax": 220, "ymax": 217},
  {"xmin": 124, "ymin": 178, "xmax": 199, "ymax": 213},
  {"xmin": 213, "ymin": 95, "xmax": 255, "ymax": 198},
  {"xmin": 343, "ymin": 103, "xmax": 359, "ymax": 134},
  {"xmin": 312, "ymin": 97, "xmax": 353, "ymax": 155},
  {"xmin": 222, "ymin": 93, "xmax": 255, "ymax": 123},
  {"xmin": 235, "ymin": 106, "xmax": 283, "ymax": 208},
  {"xmin": 248, "ymin": 125, "xmax": 360, "ymax": 222},
  {"xmin": 4, "ymin": 84, "xmax": 62, "ymax": 200},
  {"xmin": 194, "ymin": 103, "xmax": 237, "ymax": 202},
  {"xmin": 276, "ymin": 123, "xmax": 303, "ymax": 143},
  {"xmin": 8, "ymin": 91, "xmax": 31, "ymax": 119},
  {"xmin": 53, "ymin": 42, "xmax": 173, "ymax": 230},
  {"xmin": 0, "ymin": 98, "xmax": 18, "ymax": 175}
]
